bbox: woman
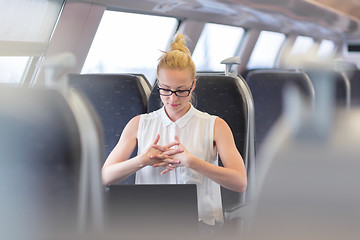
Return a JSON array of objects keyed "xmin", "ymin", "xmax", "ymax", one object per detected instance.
[{"xmin": 102, "ymin": 33, "xmax": 247, "ymax": 226}]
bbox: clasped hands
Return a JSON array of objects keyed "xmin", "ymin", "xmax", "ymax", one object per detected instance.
[{"xmin": 145, "ymin": 134, "xmax": 189, "ymax": 175}]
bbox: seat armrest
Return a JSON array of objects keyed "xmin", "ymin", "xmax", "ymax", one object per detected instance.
[{"xmin": 224, "ymin": 202, "xmax": 254, "ymax": 222}]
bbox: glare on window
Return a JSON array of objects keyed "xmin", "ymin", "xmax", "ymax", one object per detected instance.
[
  {"xmin": 317, "ymin": 40, "xmax": 336, "ymax": 58},
  {"xmin": 0, "ymin": 57, "xmax": 30, "ymax": 84},
  {"xmin": 247, "ymin": 31, "xmax": 285, "ymax": 69},
  {"xmin": 82, "ymin": 11, "xmax": 178, "ymax": 85},
  {"xmin": 192, "ymin": 23, "xmax": 244, "ymax": 72},
  {"xmin": 290, "ymin": 36, "xmax": 314, "ymax": 56}
]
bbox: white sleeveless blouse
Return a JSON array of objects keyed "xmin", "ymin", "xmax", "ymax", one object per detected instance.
[{"xmin": 136, "ymin": 104, "xmax": 224, "ymax": 225}]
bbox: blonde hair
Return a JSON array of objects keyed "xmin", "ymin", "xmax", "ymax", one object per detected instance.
[{"xmin": 157, "ymin": 33, "xmax": 196, "ymax": 79}]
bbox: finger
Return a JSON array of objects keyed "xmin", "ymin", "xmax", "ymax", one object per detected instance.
[
  {"xmin": 174, "ymin": 135, "xmax": 180, "ymax": 143},
  {"xmin": 167, "ymin": 163, "xmax": 180, "ymax": 168},
  {"xmin": 152, "ymin": 162, "xmax": 168, "ymax": 168},
  {"xmin": 161, "ymin": 162, "xmax": 182, "ymax": 174},
  {"xmin": 162, "ymin": 148, "xmax": 183, "ymax": 156},
  {"xmin": 161, "ymin": 164, "xmax": 179, "ymax": 174},
  {"xmin": 152, "ymin": 134, "xmax": 160, "ymax": 145},
  {"xmin": 150, "ymin": 154, "xmax": 171, "ymax": 160},
  {"xmin": 164, "ymin": 141, "xmax": 179, "ymax": 149},
  {"xmin": 151, "ymin": 155, "xmax": 181, "ymax": 165},
  {"xmin": 152, "ymin": 144, "xmax": 167, "ymax": 152},
  {"xmin": 153, "ymin": 160, "xmax": 180, "ymax": 168},
  {"xmin": 152, "ymin": 142, "xmax": 180, "ymax": 153},
  {"xmin": 161, "ymin": 168, "xmax": 173, "ymax": 175},
  {"xmin": 163, "ymin": 158, "xmax": 181, "ymax": 164}
]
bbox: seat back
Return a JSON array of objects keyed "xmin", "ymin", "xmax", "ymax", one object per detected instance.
[
  {"xmin": 148, "ymin": 74, "xmax": 255, "ymax": 216},
  {"xmin": 245, "ymin": 101, "xmax": 360, "ymax": 240},
  {"xmin": 0, "ymin": 85, "xmax": 105, "ymax": 238},
  {"xmin": 305, "ymin": 70, "xmax": 350, "ymax": 108},
  {"xmin": 245, "ymin": 70, "xmax": 315, "ymax": 156},
  {"xmin": 344, "ymin": 69, "xmax": 360, "ymax": 107},
  {"xmin": 68, "ymin": 74, "xmax": 151, "ymax": 184},
  {"xmin": 0, "ymin": 87, "xmax": 81, "ymax": 237}
]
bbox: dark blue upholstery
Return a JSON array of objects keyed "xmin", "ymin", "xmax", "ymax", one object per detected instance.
[
  {"xmin": 68, "ymin": 74, "xmax": 150, "ymax": 184},
  {"xmin": 0, "ymin": 87, "xmax": 81, "ymax": 236},
  {"xmin": 245, "ymin": 70, "xmax": 314, "ymax": 153},
  {"xmin": 148, "ymin": 75, "xmax": 250, "ymax": 213}
]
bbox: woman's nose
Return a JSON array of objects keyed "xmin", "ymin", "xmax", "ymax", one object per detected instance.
[{"xmin": 170, "ymin": 92, "xmax": 178, "ymax": 101}]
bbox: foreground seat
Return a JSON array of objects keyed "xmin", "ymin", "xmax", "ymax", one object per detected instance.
[
  {"xmin": 0, "ymin": 85, "xmax": 104, "ymax": 238},
  {"xmin": 244, "ymin": 86, "xmax": 360, "ymax": 240}
]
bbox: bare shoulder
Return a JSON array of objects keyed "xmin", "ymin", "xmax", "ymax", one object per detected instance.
[
  {"xmin": 121, "ymin": 115, "xmax": 141, "ymax": 139},
  {"xmin": 215, "ymin": 117, "xmax": 228, "ymax": 127},
  {"xmin": 127, "ymin": 115, "xmax": 141, "ymax": 128},
  {"xmin": 214, "ymin": 117, "xmax": 231, "ymax": 132},
  {"xmin": 214, "ymin": 117, "xmax": 233, "ymax": 141}
]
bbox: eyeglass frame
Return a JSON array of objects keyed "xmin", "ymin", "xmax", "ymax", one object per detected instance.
[{"xmin": 157, "ymin": 81, "xmax": 195, "ymax": 97}]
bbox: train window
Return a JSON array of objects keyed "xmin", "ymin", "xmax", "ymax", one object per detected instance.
[
  {"xmin": 0, "ymin": 0, "xmax": 64, "ymax": 84},
  {"xmin": 289, "ymin": 36, "xmax": 314, "ymax": 56},
  {"xmin": 82, "ymin": 11, "xmax": 178, "ymax": 84},
  {"xmin": 317, "ymin": 40, "xmax": 336, "ymax": 58},
  {"xmin": 0, "ymin": 57, "xmax": 30, "ymax": 84},
  {"xmin": 192, "ymin": 23, "xmax": 244, "ymax": 71},
  {"xmin": 247, "ymin": 31, "xmax": 285, "ymax": 69},
  {"xmin": 0, "ymin": 0, "xmax": 64, "ymax": 42}
]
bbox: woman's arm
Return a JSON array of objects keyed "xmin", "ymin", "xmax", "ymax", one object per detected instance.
[
  {"xmin": 156, "ymin": 117, "xmax": 247, "ymax": 192},
  {"xmin": 101, "ymin": 116, "xmax": 182, "ymax": 186},
  {"xmin": 210, "ymin": 117, "xmax": 247, "ymax": 192},
  {"xmin": 101, "ymin": 116, "xmax": 143, "ymax": 185}
]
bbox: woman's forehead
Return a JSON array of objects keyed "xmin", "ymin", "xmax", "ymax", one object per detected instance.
[{"xmin": 158, "ymin": 69, "xmax": 193, "ymax": 87}]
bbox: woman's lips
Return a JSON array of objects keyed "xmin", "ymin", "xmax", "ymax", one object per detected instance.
[{"xmin": 170, "ymin": 103, "xmax": 179, "ymax": 108}]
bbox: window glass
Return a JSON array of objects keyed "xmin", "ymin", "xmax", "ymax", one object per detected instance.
[
  {"xmin": 247, "ymin": 31, "xmax": 285, "ymax": 69},
  {"xmin": 0, "ymin": 57, "xmax": 30, "ymax": 84},
  {"xmin": 192, "ymin": 23, "xmax": 244, "ymax": 72},
  {"xmin": 317, "ymin": 40, "xmax": 336, "ymax": 58},
  {"xmin": 82, "ymin": 11, "xmax": 178, "ymax": 85},
  {"xmin": 0, "ymin": 0, "xmax": 64, "ymax": 84},
  {"xmin": 289, "ymin": 36, "xmax": 314, "ymax": 56},
  {"xmin": 0, "ymin": 0, "xmax": 64, "ymax": 42}
]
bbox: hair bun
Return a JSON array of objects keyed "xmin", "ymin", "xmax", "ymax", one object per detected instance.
[
  {"xmin": 157, "ymin": 33, "xmax": 196, "ymax": 79},
  {"xmin": 169, "ymin": 33, "xmax": 191, "ymax": 55}
]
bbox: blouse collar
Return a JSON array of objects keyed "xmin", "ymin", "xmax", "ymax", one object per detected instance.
[{"xmin": 160, "ymin": 104, "xmax": 195, "ymax": 129}]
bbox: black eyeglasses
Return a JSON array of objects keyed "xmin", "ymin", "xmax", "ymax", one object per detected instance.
[{"xmin": 158, "ymin": 81, "xmax": 194, "ymax": 97}]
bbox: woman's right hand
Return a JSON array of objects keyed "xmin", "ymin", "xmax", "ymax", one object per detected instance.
[{"xmin": 141, "ymin": 134, "xmax": 183, "ymax": 167}]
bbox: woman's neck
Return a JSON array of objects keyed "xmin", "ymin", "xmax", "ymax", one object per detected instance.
[{"xmin": 165, "ymin": 102, "xmax": 191, "ymax": 122}]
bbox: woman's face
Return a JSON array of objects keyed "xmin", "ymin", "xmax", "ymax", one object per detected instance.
[{"xmin": 157, "ymin": 68, "xmax": 195, "ymax": 121}]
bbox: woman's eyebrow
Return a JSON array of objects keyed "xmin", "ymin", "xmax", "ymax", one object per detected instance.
[{"xmin": 159, "ymin": 84, "xmax": 187, "ymax": 89}]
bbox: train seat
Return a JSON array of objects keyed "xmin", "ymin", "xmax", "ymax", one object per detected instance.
[
  {"xmin": 305, "ymin": 70, "xmax": 350, "ymax": 108},
  {"xmin": 68, "ymin": 74, "xmax": 151, "ymax": 184},
  {"xmin": 344, "ymin": 69, "xmax": 360, "ymax": 107},
  {"xmin": 244, "ymin": 69, "xmax": 314, "ymax": 167},
  {"xmin": 244, "ymin": 88, "xmax": 360, "ymax": 240},
  {"xmin": 148, "ymin": 74, "xmax": 256, "ymax": 224},
  {"xmin": 0, "ymin": 86, "xmax": 104, "ymax": 238}
]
